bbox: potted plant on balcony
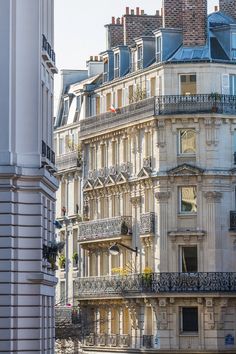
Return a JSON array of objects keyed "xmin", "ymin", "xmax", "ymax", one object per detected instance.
[
  {"xmin": 72, "ymin": 252, "xmax": 79, "ymax": 266},
  {"xmin": 141, "ymin": 267, "xmax": 153, "ymax": 290},
  {"xmin": 58, "ymin": 254, "xmax": 66, "ymax": 269},
  {"xmin": 208, "ymin": 92, "xmax": 221, "ymax": 113}
]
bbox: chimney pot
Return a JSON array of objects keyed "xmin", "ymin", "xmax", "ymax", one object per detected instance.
[
  {"xmin": 116, "ymin": 17, "xmax": 120, "ymax": 24},
  {"xmin": 141, "ymin": 9, "xmax": 145, "ymax": 15},
  {"xmin": 131, "ymin": 9, "xmax": 135, "ymax": 15},
  {"xmin": 136, "ymin": 7, "xmax": 140, "ymax": 15},
  {"xmin": 112, "ymin": 16, "xmax": 115, "ymax": 24},
  {"xmin": 214, "ymin": 5, "xmax": 218, "ymax": 11},
  {"xmin": 156, "ymin": 10, "xmax": 159, "ymax": 16},
  {"xmin": 121, "ymin": 16, "xmax": 124, "ymax": 25},
  {"xmin": 126, "ymin": 6, "xmax": 129, "ymax": 15},
  {"xmin": 95, "ymin": 56, "xmax": 98, "ymax": 61},
  {"xmin": 90, "ymin": 56, "xmax": 93, "ymax": 61}
]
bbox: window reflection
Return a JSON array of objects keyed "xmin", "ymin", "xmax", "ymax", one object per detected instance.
[{"xmin": 180, "ymin": 187, "xmax": 197, "ymax": 213}]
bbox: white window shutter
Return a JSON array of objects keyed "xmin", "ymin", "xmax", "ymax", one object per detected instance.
[{"xmin": 222, "ymin": 74, "xmax": 230, "ymax": 95}]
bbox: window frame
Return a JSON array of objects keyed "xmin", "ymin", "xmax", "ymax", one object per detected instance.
[
  {"xmin": 179, "ymin": 74, "xmax": 197, "ymax": 95},
  {"xmin": 179, "ymin": 186, "xmax": 197, "ymax": 214},
  {"xmin": 180, "ymin": 307, "xmax": 199, "ymax": 334},
  {"xmin": 178, "ymin": 129, "xmax": 196, "ymax": 156},
  {"xmin": 179, "ymin": 245, "xmax": 198, "ymax": 273}
]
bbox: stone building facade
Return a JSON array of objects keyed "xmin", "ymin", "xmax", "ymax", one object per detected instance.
[
  {"xmin": 54, "ymin": 1, "xmax": 236, "ymax": 353},
  {"xmin": 0, "ymin": 0, "xmax": 58, "ymax": 352}
]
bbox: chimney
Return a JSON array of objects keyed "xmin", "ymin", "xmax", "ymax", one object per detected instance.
[
  {"xmin": 116, "ymin": 17, "xmax": 120, "ymax": 24},
  {"xmin": 126, "ymin": 6, "xmax": 129, "ymax": 15},
  {"xmin": 214, "ymin": 5, "xmax": 219, "ymax": 11},
  {"xmin": 182, "ymin": 0, "xmax": 207, "ymax": 46},
  {"xmin": 162, "ymin": 0, "xmax": 183, "ymax": 28},
  {"xmin": 105, "ymin": 18, "xmax": 124, "ymax": 50},
  {"xmin": 131, "ymin": 9, "xmax": 135, "ymax": 15},
  {"xmin": 156, "ymin": 10, "xmax": 160, "ymax": 16},
  {"xmin": 136, "ymin": 7, "xmax": 140, "ymax": 15},
  {"xmin": 219, "ymin": 0, "xmax": 236, "ymax": 19},
  {"xmin": 112, "ymin": 16, "xmax": 115, "ymax": 24},
  {"xmin": 141, "ymin": 9, "xmax": 145, "ymax": 15}
]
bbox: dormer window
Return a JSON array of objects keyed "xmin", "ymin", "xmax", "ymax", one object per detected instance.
[
  {"xmin": 137, "ymin": 46, "xmax": 143, "ymax": 69},
  {"xmin": 114, "ymin": 53, "xmax": 120, "ymax": 78},
  {"xmin": 232, "ymin": 33, "xmax": 236, "ymax": 59},
  {"xmin": 103, "ymin": 57, "xmax": 108, "ymax": 82},
  {"xmin": 156, "ymin": 36, "xmax": 162, "ymax": 63}
]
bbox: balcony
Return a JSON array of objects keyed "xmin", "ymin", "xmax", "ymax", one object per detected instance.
[
  {"xmin": 155, "ymin": 94, "xmax": 236, "ymax": 116},
  {"xmin": 55, "ymin": 307, "xmax": 81, "ymax": 340},
  {"xmin": 78, "ymin": 216, "xmax": 132, "ymax": 243},
  {"xmin": 80, "ymin": 97, "xmax": 155, "ymax": 137},
  {"xmin": 42, "ymin": 34, "xmax": 57, "ymax": 73},
  {"xmin": 230, "ymin": 211, "xmax": 236, "ymax": 230},
  {"xmin": 55, "ymin": 151, "xmax": 82, "ymax": 172},
  {"xmin": 140, "ymin": 212, "xmax": 155, "ymax": 235},
  {"xmin": 41, "ymin": 140, "xmax": 56, "ymax": 170},
  {"xmin": 74, "ymin": 272, "xmax": 236, "ymax": 298}
]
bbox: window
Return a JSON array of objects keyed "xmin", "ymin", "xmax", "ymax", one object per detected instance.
[
  {"xmin": 137, "ymin": 46, "xmax": 143, "ymax": 69},
  {"xmin": 60, "ymin": 281, "xmax": 66, "ymax": 305},
  {"xmin": 128, "ymin": 85, "xmax": 134, "ymax": 103},
  {"xmin": 76, "ymin": 96, "xmax": 82, "ymax": 112},
  {"xmin": 151, "ymin": 77, "xmax": 156, "ymax": 97},
  {"xmin": 181, "ymin": 307, "xmax": 198, "ymax": 333},
  {"xmin": 114, "ymin": 53, "xmax": 120, "ymax": 77},
  {"xmin": 178, "ymin": 129, "xmax": 196, "ymax": 155},
  {"xmin": 181, "ymin": 246, "xmax": 198, "ymax": 272},
  {"xmin": 59, "ymin": 137, "xmax": 64, "ymax": 155},
  {"xmin": 232, "ymin": 33, "xmax": 236, "ymax": 58},
  {"xmin": 106, "ymin": 93, "xmax": 111, "ymax": 111},
  {"xmin": 96, "ymin": 96, "xmax": 100, "ymax": 114},
  {"xmin": 117, "ymin": 89, "xmax": 122, "ymax": 108},
  {"xmin": 156, "ymin": 36, "xmax": 162, "ymax": 62},
  {"xmin": 112, "ymin": 140, "xmax": 117, "ymax": 165},
  {"xmin": 230, "ymin": 75, "xmax": 236, "ymax": 95},
  {"xmin": 101, "ymin": 143, "xmax": 106, "ymax": 168},
  {"xmin": 63, "ymin": 99, "xmax": 69, "ymax": 116},
  {"xmin": 179, "ymin": 187, "xmax": 197, "ymax": 213},
  {"xmin": 180, "ymin": 74, "xmax": 196, "ymax": 95}
]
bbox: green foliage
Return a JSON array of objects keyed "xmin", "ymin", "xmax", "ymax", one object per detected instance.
[{"xmin": 58, "ymin": 254, "xmax": 66, "ymax": 269}]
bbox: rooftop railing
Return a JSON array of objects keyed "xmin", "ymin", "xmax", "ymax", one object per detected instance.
[{"xmin": 75, "ymin": 272, "xmax": 236, "ymax": 298}]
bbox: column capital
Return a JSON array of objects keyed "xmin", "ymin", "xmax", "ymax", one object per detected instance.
[
  {"xmin": 155, "ymin": 191, "xmax": 170, "ymax": 202},
  {"xmin": 130, "ymin": 195, "xmax": 142, "ymax": 206},
  {"xmin": 204, "ymin": 191, "xmax": 222, "ymax": 202}
]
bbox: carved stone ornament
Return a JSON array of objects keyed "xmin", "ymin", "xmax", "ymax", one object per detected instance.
[
  {"xmin": 155, "ymin": 191, "xmax": 170, "ymax": 202},
  {"xmin": 204, "ymin": 191, "xmax": 222, "ymax": 202},
  {"xmin": 130, "ymin": 195, "xmax": 142, "ymax": 206}
]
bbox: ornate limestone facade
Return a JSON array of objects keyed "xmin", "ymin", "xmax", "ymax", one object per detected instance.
[{"xmin": 54, "ymin": 3, "xmax": 236, "ymax": 353}]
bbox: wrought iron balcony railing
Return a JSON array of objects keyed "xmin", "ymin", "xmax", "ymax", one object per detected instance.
[
  {"xmin": 78, "ymin": 216, "xmax": 132, "ymax": 242},
  {"xmin": 55, "ymin": 151, "xmax": 82, "ymax": 171},
  {"xmin": 42, "ymin": 34, "xmax": 56, "ymax": 64},
  {"xmin": 230, "ymin": 211, "xmax": 236, "ymax": 230},
  {"xmin": 75, "ymin": 272, "xmax": 236, "ymax": 298},
  {"xmin": 80, "ymin": 95, "xmax": 236, "ymax": 137},
  {"xmin": 140, "ymin": 212, "xmax": 155, "ymax": 235},
  {"xmin": 80, "ymin": 97, "xmax": 155, "ymax": 136},
  {"xmin": 155, "ymin": 94, "xmax": 236, "ymax": 116},
  {"xmin": 41, "ymin": 140, "xmax": 55, "ymax": 166}
]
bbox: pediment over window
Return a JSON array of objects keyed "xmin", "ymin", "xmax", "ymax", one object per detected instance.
[
  {"xmin": 93, "ymin": 177, "xmax": 104, "ymax": 188},
  {"xmin": 104, "ymin": 175, "xmax": 116, "ymax": 186},
  {"xmin": 116, "ymin": 172, "xmax": 128, "ymax": 183},
  {"xmin": 167, "ymin": 164, "xmax": 204, "ymax": 176},
  {"xmin": 83, "ymin": 179, "xmax": 93, "ymax": 191},
  {"xmin": 137, "ymin": 167, "xmax": 151, "ymax": 178}
]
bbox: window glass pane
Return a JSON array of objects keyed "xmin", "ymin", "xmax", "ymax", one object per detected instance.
[
  {"xmin": 179, "ymin": 129, "xmax": 196, "ymax": 154},
  {"xmin": 182, "ymin": 246, "xmax": 197, "ymax": 272},
  {"xmin": 180, "ymin": 74, "xmax": 196, "ymax": 95},
  {"xmin": 230, "ymin": 75, "xmax": 236, "ymax": 95},
  {"xmin": 180, "ymin": 187, "xmax": 197, "ymax": 213},
  {"xmin": 232, "ymin": 33, "xmax": 236, "ymax": 49},
  {"xmin": 182, "ymin": 307, "xmax": 198, "ymax": 332}
]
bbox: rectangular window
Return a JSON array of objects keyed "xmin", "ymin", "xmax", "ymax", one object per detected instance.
[
  {"xmin": 137, "ymin": 46, "xmax": 143, "ymax": 69},
  {"xmin": 232, "ymin": 33, "xmax": 236, "ymax": 58},
  {"xmin": 112, "ymin": 140, "xmax": 117, "ymax": 165},
  {"xmin": 117, "ymin": 89, "xmax": 122, "ymax": 108},
  {"xmin": 179, "ymin": 187, "xmax": 197, "ymax": 213},
  {"xmin": 180, "ymin": 74, "xmax": 196, "ymax": 95},
  {"xmin": 230, "ymin": 75, "xmax": 236, "ymax": 95},
  {"xmin": 156, "ymin": 36, "xmax": 162, "ymax": 63},
  {"xmin": 59, "ymin": 137, "xmax": 64, "ymax": 155},
  {"xmin": 96, "ymin": 96, "xmax": 101, "ymax": 114},
  {"xmin": 181, "ymin": 246, "xmax": 198, "ymax": 272},
  {"xmin": 128, "ymin": 85, "xmax": 134, "ymax": 103},
  {"xmin": 60, "ymin": 281, "xmax": 66, "ymax": 305},
  {"xmin": 106, "ymin": 93, "xmax": 111, "ymax": 111},
  {"xmin": 114, "ymin": 53, "xmax": 120, "ymax": 78},
  {"xmin": 101, "ymin": 144, "xmax": 106, "ymax": 168},
  {"xmin": 181, "ymin": 307, "xmax": 198, "ymax": 332},
  {"xmin": 151, "ymin": 77, "xmax": 156, "ymax": 97},
  {"xmin": 178, "ymin": 129, "xmax": 196, "ymax": 155}
]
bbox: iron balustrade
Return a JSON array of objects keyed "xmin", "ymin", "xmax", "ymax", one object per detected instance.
[
  {"xmin": 140, "ymin": 212, "xmax": 155, "ymax": 235},
  {"xmin": 41, "ymin": 140, "xmax": 56, "ymax": 165},
  {"xmin": 78, "ymin": 216, "xmax": 132, "ymax": 242},
  {"xmin": 143, "ymin": 335, "xmax": 154, "ymax": 349},
  {"xmin": 234, "ymin": 152, "xmax": 236, "ymax": 165},
  {"xmin": 230, "ymin": 211, "xmax": 236, "ymax": 230},
  {"xmin": 75, "ymin": 272, "xmax": 236, "ymax": 297},
  {"xmin": 55, "ymin": 151, "xmax": 82, "ymax": 171},
  {"xmin": 82, "ymin": 334, "xmax": 131, "ymax": 347},
  {"xmin": 80, "ymin": 97, "xmax": 155, "ymax": 136},
  {"xmin": 42, "ymin": 34, "xmax": 56, "ymax": 64},
  {"xmin": 80, "ymin": 95, "xmax": 236, "ymax": 136},
  {"xmin": 155, "ymin": 94, "xmax": 236, "ymax": 115}
]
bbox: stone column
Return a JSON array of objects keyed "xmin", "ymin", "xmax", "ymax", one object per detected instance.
[
  {"xmin": 119, "ymin": 306, "xmax": 124, "ymax": 335},
  {"xmin": 155, "ymin": 191, "xmax": 170, "ymax": 272},
  {"xmin": 130, "ymin": 195, "xmax": 142, "ymax": 273},
  {"xmin": 204, "ymin": 191, "xmax": 222, "ymax": 271},
  {"xmin": 97, "ymin": 250, "xmax": 101, "ymax": 277}
]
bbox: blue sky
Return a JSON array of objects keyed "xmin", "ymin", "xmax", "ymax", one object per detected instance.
[{"xmin": 54, "ymin": 0, "xmax": 218, "ymax": 103}]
